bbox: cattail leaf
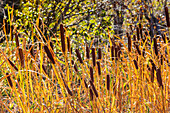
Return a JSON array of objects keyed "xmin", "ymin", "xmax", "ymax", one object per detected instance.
[{"xmin": 44, "ymin": 45, "xmax": 55, "ymax": 64}]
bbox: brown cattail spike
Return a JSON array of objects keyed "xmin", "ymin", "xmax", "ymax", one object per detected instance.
[
  {"xmin": 19, "ymin": 48, "xmax": 24, "ymax": 68},
  {"xmin": 127, "ymin": 33, "xmax": 131, "ymax": 52},
  {"xmin": 44, "ymin": 45, "xmax": 55, "ymax": 64},
  {"xmin": 60, "ymin": 24, "xmax": 65, "ymax": 53},
  {"xmin": 6, "ymin": 73, "xmax": 13, "ymax": 88},
  {"xmin": 15, "ymin": 33, "xmax": 19, "ymax": 47},
  {"xmin": 97, "ymin": 61, "xmax": 101, "ymax": 75},
  {"xmin": 156, "ymin": 68, "xmax": 163, "ymax": 88},
  {"xmin": 67, "ymin": 37, "xmax": 70, "ymax": 52},
  {"xmin": 75, "ymin": 49, "xmax": 83, "ymax": 64},
  {"xmin": 107, "ymin": 75, "xmax": 110, "ymax": 90},
  {"xmin": 90, "ymin": 80, "xmax": 98, "ymax": 97},
  {"xmin": 98, "ymin": 48, "xmax": 102, "ymax": 59},
  {"xmin": 64, "ymin": 81, "xmax": 73, "ymax": 96},
  {"xmin": 153, "ymin": 38, "xmax": 158, "ymax": 56},
  {"xmin": 111, "ymin": 46, "xmax": 115, "ymax": 61},
  {"xmin": 90, "ymin": 67, "xmax": 94, "ymax": 82},
  {"xmin": 84, "ymin": 79, "xmax": 88, "ymax": 88},
  {"xmin": 86, "ymin": 45, "xmax": 90, "ymax": 59},
  {"xmin": 165, "ymin": 7, "xmax": 170, "ymax": 27},
  {"xmin": 8, "ymin": 59, "xmax": 18, "ymax": 71},
  {"xmin": 90, "ymin": 89, "xmax": 93, "ymax": 101},
  {"xmin": 92, "ymin": 48, "xmax": 96, "ymax": 67},
  {"xmin": 133, "ymin": 60, "xmax": 138, "ymax": 69},
  {"xmin": 137, "ymin": 27, "xmax": 140, "ymax": 40},
  {"xmin": 135, "ymin": 43, "xmax": 141, "ymax": 55}
]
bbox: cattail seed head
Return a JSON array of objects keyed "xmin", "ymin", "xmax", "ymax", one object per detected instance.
[
  {"xmin": 6, "ymin": 73, "xmax": 13, "ymax": 88},
  {"xmin": 44, "ymin": 45, "xmax": 55, "ymax": 64},
  {"xmin": 137, "ymin": 27, "xmax": 140, "ymax": 40},
  {"xmin": 15, "ymin": 33, "xmax": 19, "ymax": 47},
  {"xmin": 84, "ymin": 79, "xmax": 88, "ymax": 88},
  {"xmin": 156, "ymin": 68, "xmax": 163, "ymax": 88},
  {"xmin": 107, "ymin": 75, "xmax": 110, "ymax": 90},
  {"xmin": 111, "ymin": 46, "xmax": 115, "ymax": 61},
  {"xmin": 86, "ymin": 44, "xmax": 90, "ymax": 59},
  {"xmin": 8, "ymin": 59, "xmax": 18, "ymax": 71},
  {"xmin": 90, "ymin": 67, "xmax": 94, "ymax": 82},
  {"xmin": 165, "ymin": 7, "xmax": 170, "ymax": 27},
  {"xmin": 74, "ymin": 64, "xmax": 78, "ymax": 72},
  {"xmin": 60, "ymin": 24, "xmax": 65, "ymax": 53},
  {"xmin": 90, "ymin": 89, "xmax": 93, "ymax": 101},
  {"xmin": 67, "ymin": 37, "xmax": 70, "ymax": 52},
  {"xmin": 135, "ymin": 43, "xmax": 141, "ymax": 55},
  {"xmin": 98, "ymin": 48, "xmax": 102, "ymax": 59},
  {"xmin": 64, "ymin": 81, "xmax": 73, "ymax": 96},
  {"xmin": 90, "ymin": 80, "xmax": 98, "ymax": 97},
  {"xmin": 75, "ymin": 49, "xmax": 83, "ymax": 64},
  {"xmin": 92, "ymin": 48, "xmax": 96, "ymax": 67},
  {"xmin": 19, "ymin": 48, "xmax": 24, "ymax": 68},
  {"xmin": 133, "ymin": 60, "xmax": 138, "ymax": 69},
  {"xmin": 127, "ymin": 33, "xmax": 131, "ymax": 52},
  {"xmin": 97, "ymin": 61, "xmax": 101, "ymax": 75},
  {"xmin": 153, "ymin": 38, "xmax": 158, "ymax": 56}
]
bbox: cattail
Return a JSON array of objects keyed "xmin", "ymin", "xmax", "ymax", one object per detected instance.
[
  {"xmin": 6, "ymin": 73, "xmax": 13, "ymax": 88},
  {"xmin": 92, "ymin": 48, "xmax": 96, "ymax": 67},
  {"xmin": 133, "ymin": 35, "xmax": 136, "ymax": 42},
  {"xmin": 165, "ymin": 7, "xmax": 170, "ymax": 27},
  {"xmin": 118, "ymin": 43, "xmax": 121, "ymax": 59},
  {"xmin": 142, "ymin": 48, "xmax": 145, "ymax": 57},
  {"xmin": 86, "ymin": 44, "xmax": 90, "ymax": 59},
  {"xmin": 127, "ymin": 33, "xmax": 131, "ymax": 52},
  {"xmin": 67, "ymin": 37, "xmax": 70, "ymax": 52},
  {"xmin": 98, "ymin": 48, "xmax": 102, "ymax": 59},
  {"xmin": 90, "ymin": 89, "xmax": 93, "ymax": 101},
  {"xmin": 137, "ymin": 27, "xmax": 140, "ymax": 40},
  {"xmin": 8, "ymin": 59, "xmax": 18, "ymax": 71},
  {"xmin": 147, "ymin": 64, "xmax": 151, "ymax": 71},
  {"xmin": 153, "ymin": 38, "xmax": 158, "ymax": 56},
  {"xmin": 111, "ymin": 46, "xmax": 115, "ymax": 61},
  {"xmin": 19, "ymin": 48, "xmax": 24, "ymax": 68},
  {"xmin": 90, "ymin": 67, "xmax": 94, "ymax": 82},
  {"xmin": 60, "ymin": 24, "xmax": 65, "ymax": 53},
  {"xmin": 71, "ymin": 60, "xmax": 74, "ymax": 65},
  {"xmin": 115, "ymin": 46, "xmax": 118, "ymax": 60},
  {"xmin": 107, "ymin": 75, "xmax": 110, "ymax": 90},
  {"xmin": 162, "ymin": 33, "xmax": 166, "ymax": 43},
  {"xmin": 161, "ymin": 55, "xmax": 163, "ymax": 65},
  {"xmin": 50, "ymin": 41, "xmax": 54, "ymax": 50},
  {"xmin": 15, "ymin": 33, "xmax": 19, "ymax": 47},
  {"xmin": 133, "ymin": 60, "xmax": 138, "ymax": 69},
  {"xmin": 74, "ymin": 64, "xmax": 78, "ymax": 72},
  {"xmin": 135, "ymin": 44, "xmax": 141, "ymax": 55},
  {"xmin": 150, "ymin": 59, "xmax": 156, "ymax": 70},
  {"xmin": 75, "ymin": 49, "xmax": 83, "ymax": 64},
  {"xmin": 90, "ymin": 80, "xmax": 98, "ymax": 97},
  {"xmin": 64, "ymin": 81, "xmax": 73, "ymax": 96},
  {"xmin": 113, "ymin": 82, "xmax": 116, "ymax": 95},
  {"xmin": 97, "ymin": 61, "xmax": 101, "ymax": 75},
  {"xmin": 84, "ymin": 79, "xmax": 88, "ymax": 88},
  {"xmin": 139, "ymin": 23, "xmax": 143, "ymax": 40},
  {"xmin": 156, "ymin": 68, "xmax": 163, "ymax": 88},
  {"xmin": 44, "ymin": 45, "xmax": 55, "ymax": 64}
]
